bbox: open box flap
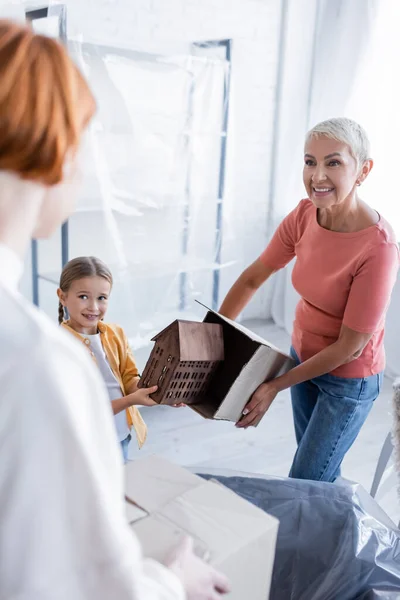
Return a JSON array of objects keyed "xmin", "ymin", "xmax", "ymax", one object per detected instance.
[
  {"xmin": 161, "ymin": 480, "xmax": 279, "ymax": 560},
  {"xmin": 215, "ymin": 347, "xmax": 295, "ymax": 421},
  {"xmin": 127, "ymin": 471, "xmax": 278, "ymax": 564},
  {"xmin": 132, "ymin": 511, "xmax": 211, "ymax": 564},
  {"xmin": 196, "ymin": 301, "xmax": 292, "ymax": 358},
  {"xmin": 125, "ymin": 498, "xmax": 148, "ymax": 524},
  {"xmin": 125, "ymin": 455, "xmax": 200, "ymax": 513}
]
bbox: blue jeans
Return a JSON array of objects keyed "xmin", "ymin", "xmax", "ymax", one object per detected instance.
[
  {"xmin": 289, "ymin": 347, "xmax": 382, "ymax": 482},
  {"xmin": 120, "ymin": 434, "xmax": 132, "ymax": 463}
]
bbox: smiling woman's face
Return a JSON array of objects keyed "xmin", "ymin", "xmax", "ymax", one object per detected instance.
[{"xmin": 303, "ymin": 136, "xmax": 360, "ymax": 209}]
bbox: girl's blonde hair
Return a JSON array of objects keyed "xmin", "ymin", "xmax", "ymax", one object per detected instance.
[{"xmin": 58, "ymin": 256, "xmax": 113, "ymax": 324}]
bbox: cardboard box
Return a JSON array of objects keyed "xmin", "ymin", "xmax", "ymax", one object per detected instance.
[
  {"xmin": 193, "ymin": 303, "xmax": 296, "ymax": 422},
  {"xmin": 139, "ymin": 303, "xmax": 295, "ymax": 422},
  {"xmin": 125, "ymin": 456, "xmax": 279, "ymax": 600}
]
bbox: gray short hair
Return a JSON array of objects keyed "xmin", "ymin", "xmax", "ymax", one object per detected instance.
[{"xmin": 305, "ymin": 117, "xmax": 370, "ymax": 165}]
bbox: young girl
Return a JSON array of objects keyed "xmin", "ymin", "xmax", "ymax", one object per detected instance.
[{"xmin": 57, "ymin": 256, "xmax": 156, "ymax": 462}]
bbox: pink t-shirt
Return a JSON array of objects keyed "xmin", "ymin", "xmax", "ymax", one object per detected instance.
[{"xmin": 260, "ymin": 199, "xmax": 399, "ymax": 377}]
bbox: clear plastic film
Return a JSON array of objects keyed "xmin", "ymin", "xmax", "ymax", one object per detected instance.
[
  {"xmin": 196, "ymin": 470, "xmax": 400, "ymax": 600},
  {"xmin": 7, "ymin": 0, "xmax": 281, "ymax": 364},
  {"xmin": 19, "ymin": 0, "xmax": 236, "ymax": 372}
]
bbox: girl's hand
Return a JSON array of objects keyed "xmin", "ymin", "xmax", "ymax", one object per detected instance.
[
  {"xmin": 128, "ymin": 386, "xmax": 158, "ymax": 407},
  {"xmin": 127, "ymin": 387, "xmax": 186, "ymax": 408},
  {"xmin": 236, "ymin": 381, "xmax": 278, "ymax": 428}
]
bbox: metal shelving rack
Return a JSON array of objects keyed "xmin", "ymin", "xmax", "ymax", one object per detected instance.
[
  {"xmin": 26, "ymin": 4, "xmax": 68, "ymax": 306},
  {"xmin": 179, "ymin": 39, "xmax": 232, "ymax": 312}
]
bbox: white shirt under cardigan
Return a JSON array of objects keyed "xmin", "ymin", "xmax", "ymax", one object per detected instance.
[
  {"xmin": 86, "ymin": 332, "xmax": 131, "ymax": 442},
  {"xmin": 0, "ymin": 243, "xmax": 184, "ymax": 600}
]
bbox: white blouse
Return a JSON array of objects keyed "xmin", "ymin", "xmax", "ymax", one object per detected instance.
[{"xmin": 0, "ymin": 243, "xmax": 184, "ymax": 600}]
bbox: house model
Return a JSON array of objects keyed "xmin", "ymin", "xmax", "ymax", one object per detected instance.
[
  {"xmin": 196, "ymin": 303, "xmax": 296, "ymax": 422},
  {"xmin": 138, "ymin": 320, "xmax": 224, "ymax": 405},
  {"xmin": 139, "ymin": 304, "xmax": 295, "ymax": 422}
]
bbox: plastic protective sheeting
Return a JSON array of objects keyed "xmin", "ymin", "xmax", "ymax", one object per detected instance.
[
  {"xmin": 75, "ymin": 43, "xmax": 230, "ymax": 360},
  {"xmin": 197, "ymin": 472, "xmax": 400, "ymax": 600},
  {"xmin": 25, "ymin": 1, "xmax": 232, "ymax": 360}
]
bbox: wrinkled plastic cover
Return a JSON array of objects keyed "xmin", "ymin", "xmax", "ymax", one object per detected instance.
[
  {"xmin": 196, "ymin": 470, "xmax": 400, "ymax": 600},
  {"xmin": 26, "ymin": 0, "xmax": 233, "ymax": 366}
]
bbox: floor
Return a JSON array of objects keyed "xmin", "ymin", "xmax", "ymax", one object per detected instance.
[{"xmin": 131, "ymin": 319, "xmax": 400, "ymax": 525}]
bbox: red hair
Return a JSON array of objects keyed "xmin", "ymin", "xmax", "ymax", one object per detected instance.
[{"xmin": 0, "ymin": 20, "xmax": 96, "ymax": 185}]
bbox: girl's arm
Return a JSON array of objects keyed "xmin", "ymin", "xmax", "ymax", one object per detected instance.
[
  {"xmin": 111, "ymin": 386, "xmax": 157, "ymax": 414},
  {"xmin": 124, "ymin": 376, "xmax": 140, "ymax": 395}
]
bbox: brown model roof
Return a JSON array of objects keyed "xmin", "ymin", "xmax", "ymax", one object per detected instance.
[{"xmin": 151, "ymin": 320, "xmax": 224, "ymax": 361}]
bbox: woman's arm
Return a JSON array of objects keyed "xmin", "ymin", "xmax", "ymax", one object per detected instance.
[
  {"xmin": 237, "ymin": 325, "xmax": 372, "ymax": 428},
  {"xmin": 238, "ymin": 240, "xmax": 399, "ymax": 428},
  {"xmin": 276, "ymin": 324, "xmax": 372, "ymax": 391},
  {"xmin": 219, "ymin": 259, "xmax": 275, "ymax": 319}
]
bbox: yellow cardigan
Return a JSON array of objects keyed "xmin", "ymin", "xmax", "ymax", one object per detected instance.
[{"xmin": 61, "ymin": 321, "xmax": 147, "ymax": 448}]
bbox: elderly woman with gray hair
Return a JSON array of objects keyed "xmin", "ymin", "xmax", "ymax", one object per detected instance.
[{"xmin": 220, "ymin": 117, "xmax": 399, "ymax": 483}]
